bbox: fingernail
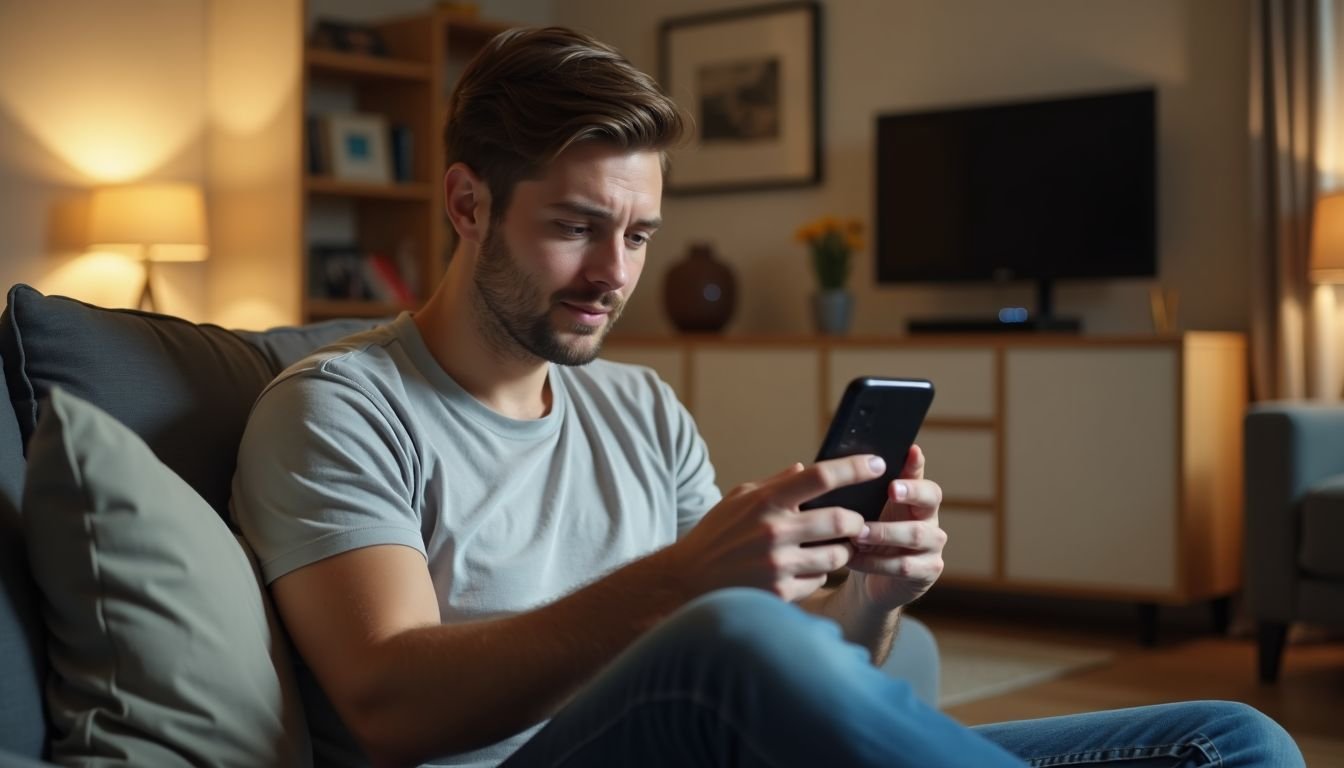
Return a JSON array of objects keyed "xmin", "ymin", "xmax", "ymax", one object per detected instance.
[
  {"xmin": 858, "ymin": 525, "xmax": 872, "ymax": 541},
  {"xmin": 894, "ymin": 481, "xmax": 908, "ymax": 501},
  {"xmin": 868, "ymin": 456, "xmax": 886, "ymax": 473}
]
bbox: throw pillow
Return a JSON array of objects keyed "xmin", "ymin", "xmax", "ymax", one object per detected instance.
[{"xmin": 22, "ymin": 388, "xmax": 311, "ymax": 767}]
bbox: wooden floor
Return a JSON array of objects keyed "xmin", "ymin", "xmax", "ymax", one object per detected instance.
[{"xmin": 916, "ymin": 597, "xmax": 1344, "ymax": 767}]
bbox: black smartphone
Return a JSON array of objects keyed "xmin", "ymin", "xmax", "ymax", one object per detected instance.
[{"xmin": 800, "ymin": 377, "xmax": 935, "ymax": 521}]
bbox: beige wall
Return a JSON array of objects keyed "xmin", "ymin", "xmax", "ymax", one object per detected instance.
[
  {"xmin": 0, "ymin": 0, "xmax": 210, "ymax": 319},
  {"xmin": 557, "ymin": 0, "xmax": 1251, "ymax": 336},
  {"xmin": 207, "ymin": 0, "xmax": 303, "ymax": 329}
]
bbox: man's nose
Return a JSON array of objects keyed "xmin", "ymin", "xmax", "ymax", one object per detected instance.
[{"xmin": 584, "ymin": 236, "xmax": 629, "ymax": 291}]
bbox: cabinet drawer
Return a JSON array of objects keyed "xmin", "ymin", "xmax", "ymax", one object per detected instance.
[
  {"xmin": 692, "ymin": 348, "xmax": 821, "ymax": 490},
  {"xmin": 828, "ymin": 348, "xmax": 995, "ymax": 420},
  {"xmin": 916, "ymin": 427, "xmax": 995, "ymax": 502}
]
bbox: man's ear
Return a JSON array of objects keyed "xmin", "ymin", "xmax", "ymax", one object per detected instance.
[{"xmin": 444, "ymin": 162, "xmax": 490, "ymax": 244}]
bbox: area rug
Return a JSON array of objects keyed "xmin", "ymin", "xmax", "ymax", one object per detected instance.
[{"xmin": 937, "ymin": 629, "xmax": 1115, "ymax": 708}]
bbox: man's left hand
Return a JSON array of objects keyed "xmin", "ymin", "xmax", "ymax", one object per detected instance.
[{"xmin": 846, "ymin": 444, "xmax": 946, "ymax": 613}]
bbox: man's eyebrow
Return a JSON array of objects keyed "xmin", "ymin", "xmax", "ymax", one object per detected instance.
[{"xmin": 550, "ymin": 201, "xmax": 662, "ymax": 230}]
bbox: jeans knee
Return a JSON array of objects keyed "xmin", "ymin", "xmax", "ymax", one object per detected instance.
[
  {"xmin": 1203, "ymin": 701, "xmax": 1303, "ymax": 767},
  {"xmin": 667, "ymin": 588, "xmax": 844, "ymax": 669}
]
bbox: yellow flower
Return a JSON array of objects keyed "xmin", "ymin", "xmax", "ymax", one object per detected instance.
[
  {"xmin": 846, "ymin": 218, "xmax": 863, "ymax": 235},
  {"xmin": 845, "ymin": 233, "xmax": 864, "ymax": 252}
]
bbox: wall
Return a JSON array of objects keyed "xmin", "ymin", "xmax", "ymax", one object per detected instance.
[
  {"xmin": 0, "ymin": 0, "xmax": 210, "ymax": 318},
  {"xmin": 206, "ymin": 0, "xmax": 303, "ymax": 329},
  {"xmin": 556, "ymin": 0, "xmax": 1251, "ymax": 336}
]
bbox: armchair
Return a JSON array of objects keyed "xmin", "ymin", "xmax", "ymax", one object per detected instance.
[{"xmin": 1244, "ymin": 402, "xmax": 1344, "ymax": 682}]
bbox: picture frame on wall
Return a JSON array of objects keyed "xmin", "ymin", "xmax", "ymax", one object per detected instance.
[
  {"xmin": 324, "ymin": 113, "xmax": 392, "ymax": 183},
  {"xmin": 660, "ymin": 1, "xmax": 821, "ymax": 194}
]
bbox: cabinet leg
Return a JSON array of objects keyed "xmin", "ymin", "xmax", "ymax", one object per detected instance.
[
  {"xmin": 1210, "ymin": 596, "xmax": 1232, "ymax": 635},
  {"xmin": 1258, "ymin": 621, "xmax": 1289, "ymax": 683},
  {"xmin": 1138, "ymin": 602, "xmax": 1159, "ymax": 646}
]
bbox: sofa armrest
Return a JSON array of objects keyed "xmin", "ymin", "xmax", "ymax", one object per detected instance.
[
  {"xmin": 879, "ymin": 614, "xmax": 940, "ymax": 708},
  {"xmin": 1244, "ymin": 402, "xmax": 1344, "ymax": 620}
]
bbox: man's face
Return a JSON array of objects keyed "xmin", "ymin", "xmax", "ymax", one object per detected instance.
[{"xmin": 472, "ymin": 142, "xmax": 663, "ymax": 366}]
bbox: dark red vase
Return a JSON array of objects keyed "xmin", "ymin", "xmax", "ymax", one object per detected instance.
[{"xmin": 663, "ymin": 242, "xmax": 737, "ymax": 333}]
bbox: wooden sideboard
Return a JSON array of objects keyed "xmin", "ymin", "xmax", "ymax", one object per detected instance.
[{"xmin": 601, "ymin": 333, "xmax": 1247, "ymax": 608}]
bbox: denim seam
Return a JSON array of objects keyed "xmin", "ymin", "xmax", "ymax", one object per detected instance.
[
  {"xmin": 1024, "ymin": 735, "xmax": 1221, "ymax": 767},
  {"xmin": 544, "ymin": 690, "xmax": 779, "ymax": 768}
]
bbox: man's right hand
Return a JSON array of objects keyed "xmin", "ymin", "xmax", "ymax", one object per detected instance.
[{"xmin": 668, "ymin": 455, "xmax": 885, "ymax": 602}]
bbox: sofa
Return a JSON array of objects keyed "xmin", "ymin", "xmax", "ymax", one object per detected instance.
[
  {"xmin": 0, "ymin": 284, "xmax": 939, "ymax": 766},
  {"xmin": 1245, "ymin": 403, "xmax": 1344, "ymax": 682}
]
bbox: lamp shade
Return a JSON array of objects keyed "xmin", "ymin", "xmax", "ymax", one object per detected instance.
[
  {"xmin": 1311, "ymin": 192, "xmax": 1344, "ymax": 283},
  {"xmin": 88, "ymin": 183, "xmax": 207, "ymax": 262}
]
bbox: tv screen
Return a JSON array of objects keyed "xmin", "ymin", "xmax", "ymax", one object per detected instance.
[{"xmin": 875, "ymin": 89, "xmax": 1156, "ymax": 284}]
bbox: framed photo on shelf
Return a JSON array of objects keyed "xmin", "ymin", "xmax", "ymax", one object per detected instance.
[
  {"xmin": 660, "ymin": 1, "xmax": 821, "ymax": 194},
  {"xmin": 324, "ymin": 113, "xmax": 392, "ymax": 183}
]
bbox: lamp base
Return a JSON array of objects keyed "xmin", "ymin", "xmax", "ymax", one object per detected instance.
[{"xmin": 137, "ymin": 262, "xmax": 156, "ymax": 312}]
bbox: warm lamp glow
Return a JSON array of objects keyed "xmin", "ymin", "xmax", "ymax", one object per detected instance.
[
  {"xmin": 1311, "ymin": 192, "xmax": 1344, "ymax": 283},
  {"xmin": 87, "ymin": 183, "xmax": 207, "ymax": 311},
  {"xmin": 88, "ymin": 184, "xmax": 208, "ymax": 262}
]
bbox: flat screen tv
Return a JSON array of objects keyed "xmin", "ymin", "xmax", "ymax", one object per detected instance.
[{"xmin": 875, "ymin": 88, "xmax": 1156, "ymax": 331}]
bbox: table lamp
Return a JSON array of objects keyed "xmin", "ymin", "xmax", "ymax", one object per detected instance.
[
  {"xmin": 88, "ymin": 184, "xmax": 207, "ymax": 311},
  {"xmin": 1311, "ymin": 192, "xmax": 1344, "ymax": 284}
]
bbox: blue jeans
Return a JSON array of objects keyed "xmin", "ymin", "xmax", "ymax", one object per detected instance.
[{"xmin": 500, "ymin": 589, "xmax": 1303, "ymax": 767}]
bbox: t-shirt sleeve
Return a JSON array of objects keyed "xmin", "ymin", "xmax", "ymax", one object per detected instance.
[
  {"xmin": 660, "ymin": 379, "xmax": 721, "ymax": 538},
  {"xmin": 230, "ymin": 369, "xmax": 425, "ymax": 584}
]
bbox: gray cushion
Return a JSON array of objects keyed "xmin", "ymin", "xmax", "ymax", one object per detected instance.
[
  {"xmin": 0, "ymin": 284, "xmax": 379, "ymax": 519},
  {"xmin": 1301, "ymin": 474, "xmax": 1344, "ymax": 579},
  {"xmin": 23, "ymin": 388, "xmax": 312, "ymax": 767},
  {"xmin": 0, "ymin": 347, "xmax": 45, "ymax": 760}
]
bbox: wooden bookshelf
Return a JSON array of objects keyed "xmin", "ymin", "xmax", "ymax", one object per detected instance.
[
  {"xmin": 304, "ymin": 177, "xmax": 434, "ymax": 201},
  {"xmin": 301, "ymin": 8, "xmax": 514, "ymax": 323},
  {"xmin": 304, "ymin": 49, "xmax": 431, "ymax": 81},
  {"xmin": 305, "ymin": 299, "xmax": 407, "ymax": 321}
]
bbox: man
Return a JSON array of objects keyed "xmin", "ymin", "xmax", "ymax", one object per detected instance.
[{"xmin": 232, "ymin": 26, "xmax": 1303, "ymax": 768}]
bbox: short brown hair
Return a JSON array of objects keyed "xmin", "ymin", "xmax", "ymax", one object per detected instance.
[{"xmin": 444, "ymin": 26, "xmax": 685, "ymax": 224}]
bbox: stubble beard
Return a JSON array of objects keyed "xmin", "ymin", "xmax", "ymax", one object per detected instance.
[{"xmin": 472, "ymin": 226, "xmax": 624, "ymax": 367}]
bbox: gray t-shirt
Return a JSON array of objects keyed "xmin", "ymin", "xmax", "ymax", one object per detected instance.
[{"xmin": 230, "ymin": 313, "xmax": 721, "ymax": 766}]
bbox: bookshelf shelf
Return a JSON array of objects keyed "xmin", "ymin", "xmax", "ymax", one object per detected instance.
[
  {"xmin": 305, "ymin": 177, "xmax": 433, "ymax": 201},
  {"xmin": 305, "ymin": 49, "xmax": 431, "ymax": 82},
  {"xmin": 305, "ymin": 299, "xmax": 407, "ymax": 320}
]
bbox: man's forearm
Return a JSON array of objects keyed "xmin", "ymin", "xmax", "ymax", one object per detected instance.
[
  {"xmin": 350, "ymin": 546, "xmax": 693, "ymax": 766},
  {"xmin": 799, "ymin": 573, "xmax": 901, "ymax": 665}
]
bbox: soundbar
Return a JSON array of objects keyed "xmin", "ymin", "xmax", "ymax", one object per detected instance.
[{"xmin": 907, "ymin": 316, "xmax": 1082, "ymax": 334}]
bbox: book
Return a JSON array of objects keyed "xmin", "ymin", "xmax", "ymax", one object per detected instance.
[
  {"xmin": 390, "ymin": 124, "xmax": 414, "ymax": 183},
  {"xmin": 363, "ymin": 252, "xmax": 417, "ymax": 304}
]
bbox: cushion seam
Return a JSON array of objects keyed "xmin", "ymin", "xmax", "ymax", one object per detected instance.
[
  {"xmin": 9, "ymin": 288, "xmax": 37, "ymax": 442},
  {"xmin": 57, "ymin": 393, "xmax": 131, "ymax": 738}
]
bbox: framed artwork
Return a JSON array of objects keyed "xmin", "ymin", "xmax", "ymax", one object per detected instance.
[
  {"xmin": 324, "ymin": 113, "xmax": 391, "ymax": 183},
  {"xmin": 660, "ymin": 1, "xmax": 821, "ymax": 194}
]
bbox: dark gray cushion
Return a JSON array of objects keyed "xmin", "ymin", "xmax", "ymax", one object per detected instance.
[
  {"xmin": 0, "ymin": 285, "xmax": 379, "ymax": 519},
  {"xmin": 0, "ymin": 347, "xmax": 45, "ymax": 760},
  {"xmin": 24, "ymin": 388, "xmax": 310, "ymax": 766},
  {"xmin": 1302, "ymin": 474, "xmax": 1344, "ymax": 579},
  {"xmin": 0, "ymin": 285, "xmax": 377, "ymax": 759}
]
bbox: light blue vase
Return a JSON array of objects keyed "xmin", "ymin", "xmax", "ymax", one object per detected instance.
[{"xmin": 812, "ymin": 289, "xmax": 853, "ymax": 335}]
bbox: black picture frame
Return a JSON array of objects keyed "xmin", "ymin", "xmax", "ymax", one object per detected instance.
[{"xmin": 660, "ymin": 1, "xmax": 822, "ymax": 195}]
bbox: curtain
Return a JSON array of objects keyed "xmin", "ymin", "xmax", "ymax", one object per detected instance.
[
  {"xmin": 1249, "ymin": 0, "xmax": 1344, "ymax": 401},
  {"xmin": 1250, "ymin": 0, "xmax": 1318, "ymax": 401}
]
